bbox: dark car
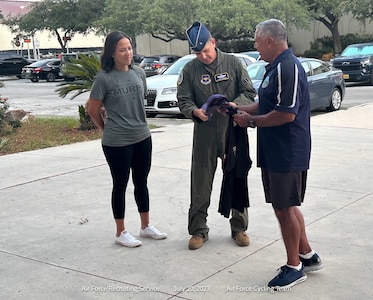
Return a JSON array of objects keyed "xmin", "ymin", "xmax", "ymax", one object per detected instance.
[
  {"xmin": 60, "ymin": 51, "xmax": 101, "ymax": 82},
  {"xmin": 60, "ymin": 52, "xmax": 81, "ymax": 82},
  {"xmin": 133, "ymin": 54, "xmax": 144, "ymax": 65},
  {"xmin": 0, "ymin": 52, "xmax": 31, "ymax": 78},
  {"xmin": 139, "ymin": 55, "xmax": 180, "ymax": 77},
  {"xmin": 21, "ymin": 59, "xmax": 63, "ymax": 82},
  {"xmin": 330, "ymin": 42, "xmax": 373, "ymax": 85},
  {"xmin": 247, "ymin": 57, "xmax": 345, "ymax": 112}
]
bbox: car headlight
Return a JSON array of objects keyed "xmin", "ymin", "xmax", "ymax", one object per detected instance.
[
  {"xmin": 361, "ymin": 58, "xmax": 372, "ymax": 67},
  {"xmin": 161, "ymin": 87, "xmax": 177, "ymax": 95}
]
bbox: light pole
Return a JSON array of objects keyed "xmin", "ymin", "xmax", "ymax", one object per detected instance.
[{"xmin": 34, "ymin": 39, "xmax": 40, "ymax": 60}]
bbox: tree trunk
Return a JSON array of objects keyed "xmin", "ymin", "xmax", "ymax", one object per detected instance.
[
  {"xmin": 316, "ymin": 13, "xmax": 342, "ymax": 55},
  {"xmin": 331, "ymin": 21, "xmax": 342, "ymax": 55},
  {"xmin": 55, "ymin": 30, "xmax": 66, "ymax": 53}
]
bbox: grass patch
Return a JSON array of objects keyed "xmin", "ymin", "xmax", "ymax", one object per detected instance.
[
  {"xmin": 0, "ymin": 117, "xmax": 102, "ymax": 155},
  {"xmin": 0, "ymin": 116, "xmax": 160, "ymax": 156}
]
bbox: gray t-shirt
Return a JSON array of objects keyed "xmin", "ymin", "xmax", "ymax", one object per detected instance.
[{"xmin": 90, "ymin": 67, "xmax": 150, "ymax": 147}]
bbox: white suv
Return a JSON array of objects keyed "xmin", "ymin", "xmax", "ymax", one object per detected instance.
[{"xmin": 144, "ymin": 53, "xmax": 254, "ymax": 117}]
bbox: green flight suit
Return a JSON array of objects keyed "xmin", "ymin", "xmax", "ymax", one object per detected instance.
[{"xmin": 177, "ymin": 49, "xmax": 256, "ymax": 237}]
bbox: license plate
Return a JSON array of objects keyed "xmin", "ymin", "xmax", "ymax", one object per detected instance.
[
  {"xmin": 343, "ymin": 74, "xmax": 349, "ymax": 80},
  {"xmin": 145, "ymin": 66, "xmax": 151, "ymax": 70}
]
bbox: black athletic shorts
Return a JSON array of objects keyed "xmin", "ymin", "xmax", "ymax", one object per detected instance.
[{"xmin": 261, "ymin": 169, "xmax": 307, "ymax": 210}]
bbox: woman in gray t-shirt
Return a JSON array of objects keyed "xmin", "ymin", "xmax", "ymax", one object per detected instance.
[{"xmin": 87, "ymin": 31, "xmax": 167, "ymax": 247}]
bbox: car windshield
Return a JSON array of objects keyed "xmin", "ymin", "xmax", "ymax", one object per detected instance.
[
  {"xmin": 244, "ymin": 51, "xmax": 260, "ymax": 60},
  {"xmin": 162, "ymin": 57, "xmax": 194, "ymax": 75},
  {"xmin": 341, "ymin": 45, "xmax": 373, "ymax": 56},
  {"xmin": 247, "ymin": 62, "xmax": 267, "ymax": 80},
  {"xmin": 61, "ymin": 54, "xmax": 78, "ymax": 63},
  {"xmin": 142, "ymin": 57, "xmax": 159, "ymax": 63},
  {"xmin": 29, "ymin": 60, "xmax": 54, "ymax": 67}
]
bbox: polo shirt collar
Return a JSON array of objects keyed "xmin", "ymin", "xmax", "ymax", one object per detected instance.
[{"xmin": 266, "ymin": 48, "xmax": 292, "ymax": 71}]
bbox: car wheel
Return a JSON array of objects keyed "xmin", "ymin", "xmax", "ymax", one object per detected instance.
[
  {"xmin": 146, "ymin": 113, "xmax": 157, "ymax": 118},
  {"xmin": 46, "ymin": 73, "xmax": 56, "ymax": 82},
  {"xmin": 64, "ymin": 76, "xmax": 75, "ymax": 82},
  {"xmin": 326, "ymin": 88, "xmax": 342, "ymax": 112},
  {"xmin": 31, "ymin": 77, "xmax": 39, "ymax": 83}
]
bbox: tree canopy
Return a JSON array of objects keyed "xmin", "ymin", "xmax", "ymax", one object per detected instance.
[
  {"xmin": 305, "ymin": 0, "xmax": 373, "ymax": 53},
  {"xmin": 347, "ymin": 0, "xmax": 373, "ymax": 25},
  {"xmin": 3, "ymin": 0, "xmax": 105, "ymax": 53},
  {"xmin": 2, "ymin": 0, "xmax": 372, "ymax": 54},
  {"xmin": 306, "ymin": 0, "xmax": 351, "ymax": 54}
]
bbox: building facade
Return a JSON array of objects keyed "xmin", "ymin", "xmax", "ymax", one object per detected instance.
[
  {"xmin": 0, "ymin": 0, "xmax": 105, "ymax": 59},
  {"xmin": 1, "ymin": 1, "xmax": 372, "ymax": 58}
]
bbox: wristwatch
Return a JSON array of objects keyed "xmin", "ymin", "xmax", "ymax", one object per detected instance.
[{"xmin": 248, "ymin": 116, "xmax": 256, "ymax": 128}]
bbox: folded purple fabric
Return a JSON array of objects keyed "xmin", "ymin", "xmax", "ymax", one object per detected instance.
[{"xmin": 202, "ymin": 94, "xmax": 237, "ymax": 119}]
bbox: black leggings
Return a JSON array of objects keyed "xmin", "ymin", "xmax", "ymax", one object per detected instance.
[{"xmin": 102, "ymin": 137, "xmax": 152, "ymax": 219}]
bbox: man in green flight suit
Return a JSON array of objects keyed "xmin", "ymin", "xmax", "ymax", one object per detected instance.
[{"xmin": 177, "ymin": 21, "xmax": 256, "ymax": 250}]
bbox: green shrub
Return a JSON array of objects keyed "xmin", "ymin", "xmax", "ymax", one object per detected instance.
[
  {"xmin": 0, "ymin": 83, "xmax": 22, "ymax": 138},
  {"xmin": 55, "ymin": 52, "xmax": 101, "ymax": 130},
  {"xmin": 304, "ymin": 34, "xmax": 373, "ymax": 58},
  {"xmin": 340, "ymin": 34, "xmax": 373, "ymax": 49},
  {"xmin": 0, "ymin": 97, "xmax": 9, "ymax": 134},
  {"xmin": 78, "ymin": 104, "xmax": 96, "ymax": 130},
  {"xmin": 0, "ymin": 137, "xmax": 9, "ymax": 152},
  {"xmin": 304, "ymin": 37, "xmax": 334, "ymax": 58}
]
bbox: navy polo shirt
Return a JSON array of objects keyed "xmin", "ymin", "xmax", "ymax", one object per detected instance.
[{"xmin": 257, "ymin": 49, "xmax": 311, "ymax": 172}]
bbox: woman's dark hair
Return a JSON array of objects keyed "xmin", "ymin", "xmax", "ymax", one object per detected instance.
[{"xmin": 101, "ymin": 31, "xmax": 133, "ymax": 72}]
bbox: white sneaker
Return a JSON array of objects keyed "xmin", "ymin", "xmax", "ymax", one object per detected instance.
[
  {"xmin": 115, "ymin": 231, "xmax": 142, "ymax": 247},
  {"xmin": 140, "ymin": 224, "xmax": 167, "ymax": 240}
]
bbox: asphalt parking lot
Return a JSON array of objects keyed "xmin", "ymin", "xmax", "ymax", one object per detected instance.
[
  {"xmin": 0, "ymin": 77, "xmax": 192, "ymax": 126},
  {"xmin": 1, "ymin": 77, "xmax": 373, "ymax": 129},
  {"xmin": 1, "ymin": 77, "xmax": 372, "ymax": 117}
]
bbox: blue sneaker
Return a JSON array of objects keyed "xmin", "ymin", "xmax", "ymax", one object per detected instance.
[
  {"xmin": 268, "ymin": 265, "xmax": 307, "ymax": 289},
  {"xmin": 300, "ymin": 253, "xmax": 323, "ymax": 272}
]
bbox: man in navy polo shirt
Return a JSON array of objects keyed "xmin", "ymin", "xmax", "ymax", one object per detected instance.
[{"xmin": 231, "ymin": 19, "xmax": 323, "ymax": 289}]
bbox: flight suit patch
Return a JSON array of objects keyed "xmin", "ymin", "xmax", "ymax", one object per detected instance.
[
  {"xmin": 262, "ymin": 76, "xmax": 270, "ymax": 88},
  {"xmin": 214, "ymin": 72, "xmax": 229, "ymax": 82},
  {"xmin": 177, "ymin": 72, "xmax": 183, "ymax": 85},
  {"xmin": 244, "ymin": 77, "xmax": 251, "ymax": 86},
  {"xmin": 201, "ymin": 74, "xmax": 211, "ymax": 85}
]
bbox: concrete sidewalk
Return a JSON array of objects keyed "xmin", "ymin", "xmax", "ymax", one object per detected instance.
[{"xmin": 1, "ymin": 104, "xmax": 372, "ymax": 299}]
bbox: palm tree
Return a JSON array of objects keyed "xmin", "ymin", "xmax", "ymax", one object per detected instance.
[
  {"xmin": 55, "ymin": 52, "xmax": 102, "ymax": 130},
  {"xmin": 55, "ymin": 52, "xmax": 101, "ymax": 99}
]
